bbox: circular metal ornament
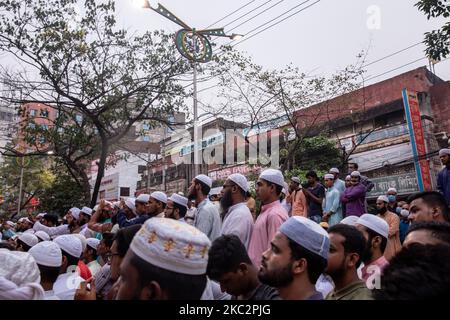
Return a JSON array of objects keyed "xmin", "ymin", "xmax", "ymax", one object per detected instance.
[{"xmin": 175, "ymin": 29, "xmax": 212, "ymax": 63}]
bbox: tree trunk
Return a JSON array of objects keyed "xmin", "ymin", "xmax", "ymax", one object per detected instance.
[{"xmin": 90, "ymin": 138, "xmax": 109, "ymax": 208}]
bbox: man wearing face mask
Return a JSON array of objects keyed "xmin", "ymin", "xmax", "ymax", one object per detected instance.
[
  {"xmin": 386, "ymin": 188, "xmax": 398, "ymax": 213},
  {"xmin": 398, "ymin": 208, "xmax": 410, "ymax": 243},
  {"xmin": 375, "ymin": 196, "xmax": 401, "ymax": 261}
]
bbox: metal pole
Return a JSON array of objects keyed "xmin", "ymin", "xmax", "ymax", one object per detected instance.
[
  {"xmin": 192, "ymin": 30, "xmax": 200, "ymax": 177},
  {"xmin": 162, "ymin": 128, "xmax": 166, "ymax": 192},
  {"xmin": 17, "ymin": 157, "xmax": 24, "ymax": 216},
  {"xmin": 147, "ymin": 149, "xmax": 151, "ymax": 193}
]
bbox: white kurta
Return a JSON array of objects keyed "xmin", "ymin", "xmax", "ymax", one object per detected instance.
[{"xmin": 220, "ymin": 202, "xmax": 254, "ymax": 249}]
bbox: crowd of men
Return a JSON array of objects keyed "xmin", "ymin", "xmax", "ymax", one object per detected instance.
[{"xmin": 0, "ymin": 146, "xmax": 449, "ymax": 300}]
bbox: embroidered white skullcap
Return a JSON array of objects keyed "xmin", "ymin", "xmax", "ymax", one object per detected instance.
[
  {"xmin": 340, "ymin": 216, "xmax": 359, "ymax": 226},
  {"xmin": 69, "ymin": 207, "xmax": 80, "ymax": 220},
  {"xmin": 0, "ymin": 249, "xmax": 41, "ymax": 286},
  {"xmin": 151, "ymin": 191, "xmax": 167, "ymax": 204},
  {"xmin": 195, "ymin": 174, "xmax": 212, "ymax": 188},
  {"xmin": 130, "ymin": 218, "xmax": 211, "ymax": 275},
  {"xmin": 18, "ymin": 233, "xmax": 38, "ymax": 248},
  {"xmin": 439, "ymin": 148, "xmax": 450, "ymax": 157},
  {"xmin": 259, "ymin": 168, "xmax": 285, "ymax": 187},
  {"xmin": 28, "ymin": 241, "xmax": 62, "ymax": 267},
  {"xmin": 86, "ymin": 238, "xmax": 100, "ymax": 251},
  {"xmin": 329, "ymin": 168, "xmax": 339, "ymax": 174},
  {"xmin": 356, "ymin": 214, "xmax": 389, "ymax": 239},
  {"xmin": 53, "ymin": 235, "xmax": 82, "ymax": 258},
  {"xmin": 23, "ymin": 229, "xmax": 35, "ymax": 234},
  {"xmin": 324, "ymin": 174, "xmax": 335, "ymax": 180},
  {"xmin": 80, "ymin": 207, "xmax": 93, "ymax": 216},
  {"xmin": 228, "ymin": 173, "xmax": 249, "ymax": 192},
  {"xmin": 169, "ymin": 194, "xmax": 188, "ymax": 208},
  {"xmin": 136, "ymin": 194, "xmax": 150, "ymax": 204},
  {"xmin": 377, "ymin": 195, "xmax": 389, "ymax": 203},
  {"xmin": 35, "ymin": 231, "xmax": 50, "ymax": 242},
  {"xmin": 387, "ymin": 188, "xmax": 397, "ymax": 194},
  {"xmin": 279, "ymin": 216, "xmax": 330, "ymax": 260},
  {"xmin": 350, "ymin": 171, "xmax": 361, "ymax": 177}
]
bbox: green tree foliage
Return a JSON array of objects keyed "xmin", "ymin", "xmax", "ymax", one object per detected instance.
[{"xmin": 415, "ymin": 0, "xmax": 450, "ymax": 60}]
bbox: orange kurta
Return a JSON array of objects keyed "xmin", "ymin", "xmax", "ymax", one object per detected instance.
[
  {"xmin": 378, "ymin": 211, "xmax": 401, "ymax": 261},
  {"xmin": 289, "ymin": 189, "xmax": 308, "ymax": 217}
]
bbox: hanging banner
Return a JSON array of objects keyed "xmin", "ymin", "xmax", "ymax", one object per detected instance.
[{"xmin": 401, "ymin": 89, "xmax": 432, "ymax": 191}]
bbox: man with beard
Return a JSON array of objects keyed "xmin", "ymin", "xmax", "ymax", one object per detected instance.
[
  {"xmin": 325, "ymin": 224, "xmax": 372, "ymax": 300},
  {"xmin": 355, "ymin": 214, "xmax": 389, "ymax": 288},
  {"xmin": 77, "ymin": 207, "xmax": 96, "ymax": 238},
  {"xmin": 437, "ymin": 148, "xmax": 450, "ymax": 206},
  {"xmin": 248, "ymin": 169, "xmax": 289, "ymax": 268},
  {"xmin": 188, "ymin": 174, "xmax": 221, "ymax": 241},
  {"xmin": 219, "ymin": 174, "xmax": 254, "ymax": 249},
  {"xmin": 340, "ymin": 171, "xmax": 366, "ymax": 217},
  {"xmin": 258, "ymin": 216, "xmax": 329, "ymax": 300},
  {"xmin": 33, "ymin": 207, "xmax": 81, "ymax": 237},
  {"xmin": 164, "ymin": 193, "xmax": 188, "ymax": 222},
  {"xmin": 376, "ymin": 195, "xmax": 401, "ymax": 261},
  {"xmin": 207, "ymin": 234, "xmax": 280, "ymax": 300}
]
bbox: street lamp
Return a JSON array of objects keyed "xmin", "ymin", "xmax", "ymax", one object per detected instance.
[{"xmin": 138, "ymin": 0, "xmax": 242, "ymax": 177}]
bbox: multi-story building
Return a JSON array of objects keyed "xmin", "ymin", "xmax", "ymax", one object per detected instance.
[{"xmin": 0, "ymin": 103, "xmax": 17, "ymax": 162}]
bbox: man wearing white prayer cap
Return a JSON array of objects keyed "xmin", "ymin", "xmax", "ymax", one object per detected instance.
[
  {"xmin": 17, "ymin": 233, "xmax": 39, "ymax": 252},
  {"xmin": 329, "ymin": 167, "xmax": 345, "ymax": 195},
  {"xmin": 188, "ymin": 174, "xmax": 221, "ymax": 242},
  {"xmin": 0, "ymin": 249, "xmax": 44, "ymax": 300},
  {"xmin": 375, "ymin": 196, "xmax": 401, "ymax": 261},
  {"xmin": 148, "ymin": 191, "xmax": 167, "ymax": 218},
  {"xmin": 258, "ymin": 216, "xmax": 329, "ymax": 300},
  {"xmin": 355, "ymin": 214, "xmax": 389, "ymax": 287},
  {"xmin": 165, "ymin": 193, "xmax": 189, "ymax": 222},
  {"xmin": 118, "ymin": 194, "xmax": 152, "ymax": 228},
  {"xmin": 323, "ymin": 173, "xmax": 343, "ymax": 226},
  {"xmin": 219, "ymin": 173, "xmax": 254, "ymax": 249},
  {"xmin": 341, "ymin": 171, "xmax": 366, "ymax": 217},
  {"xmin": 115, "ymin": 218, "xmax": 211, "ymax": 300},
  {"xmin": 438, "ymin": 148, "xmax": 450, "ymax": 206},
  {"xmin": 340, "ymin": 215, "xmax": 359, "ymax": 226},
  {"xmin": 33, "ymin": 208, "xmax": 77, "ymax": 238},
  {"xmin": 28, "ymin": 241, "xmax": 62, "ymax": 300},
  {"xmin": 248, "ymin": 169, "xmax": 289, "ymax": 268},
  {"xmin": 35, "ymin": 230, "xmax": 50, "ymax": 242},
  {"xmin": 52, "ymin": 235, "xmax": 84, "ymax": 300},
  {"xmin": 83, "ymin": 238, "xmax": 101, "ymax": 276}
]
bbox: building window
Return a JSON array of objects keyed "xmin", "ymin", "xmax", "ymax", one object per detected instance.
[
  {"xmin": 41, "ymin": 124, "xmax": 49, "ymax": 130},
  {"xmin": 29, "ymin": 109, "xmax": 37, "ymax": 117},
  {"xmin": 75, "ymin": 114, "xmax": 83, "ymax": 124},
  {"xmin": 28, "ymin": 122, "xmax": 36, "ymax": 129},
  {"xmin": 40, "ymin": 109, "xmax": 49, "ymax": 118},
  {"xmin": 138, "ymin": 165, "xmax": 147, "ymax": 174},
  {"xmin": 120, "ymin": 187, "xmax": 130, "ymax": 197}
]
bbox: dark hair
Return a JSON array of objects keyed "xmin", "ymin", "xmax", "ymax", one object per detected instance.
[
  {"xmin": 101, "ymin": 232, "xmax": 115, "ymax": 248},
  {"xmin": 0, "ymin": 242, "xmax": 15, "ymax": 250},
  {"xmin": 16, "ymin": 239, "xmax": 32, "ymax": 252},
  {"xmin": 61, "ymin": 249, "xmax": 80, "ymax": 267},
  {"xmin": 328, "ymin": 224, "xmax": 366, "ymax": 268},
  {"xmin": 43, "ymin": 214, "xmax": 58, "ymax": 226},
  {"xmin": 407, "ymin": 221, "xmax": 450, "ymax": 245},
  {"xmin": 306, "ymin": 171, "xmax": 318, "ymax": 179},
  {"xmin": 407, "ymin": 191, "xmax": 449, "ymax": 221},
  {"xmin": 287, "ymin": 238, "xmax": 327, "ymax": 284},
  {"xmin": 349, "ymin": 163, "xmax": 359, "ymax": 170},
  {"xmin": 246, "ymin": 191, "xmax": 252, "ymax": 198},
  {"xmin": 130, "ymin": 252, "xmax": 207, "ymax": 300},
  {"xmin": 86, "ymin": 246, "xmax": 98, "ymax": 258},
  {"xmin": 194, "ymin": 178, "xmax": 211, "ymax": 196},
  {"xmin": 207, "ymin": 235, "xmax": 252, "ymax": 281},
  {"xmin": 37, "ymin": 264, "xmax": 60, "ymax": 284},
  {"xmin": 114, "ymin": 224, "xmax": 141, "ymax": 257},
  {"xmin": 366, "ymin": 227, "xmax": 387, "ymax": 253},
  {"xmin": 173, "ymin": 202, "xmax": 187, "ymax": 218},
  {"xmin": 373, "ymin": 244, "xmax": 450, "ymax": 299}
]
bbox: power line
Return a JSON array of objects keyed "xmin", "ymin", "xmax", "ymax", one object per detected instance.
[
  {"xmin": 206, "ymin": 0, "xmax": 258, "ymax": 29},
  {"xmin": 364, "ymin": 57, "xmax": 427, "ymax": 83},
  {"xmin": 362, "ymin": 42, "xmax": 423, "ymax": 68},
  {"xmin": 222, "ymin": 0, "xmax": 275, "ymax": 30}
]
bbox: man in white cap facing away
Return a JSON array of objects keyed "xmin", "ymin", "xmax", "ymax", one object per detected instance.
[
  {"xmin": 375, "ymin": 195, "xmax": 401, "ymax": 261},
  {"xmin": 340, "ymin": 171, "xmax": 366, "ymax": 217},
  {"xmin": 437, "ymin": 148, "xmax": 450, "ymax": 206},
  {"xmin": 35, "ymin": 230, "xmax": 50, "ymax": 242},
  {"xmin": 165, "ymin": 193, "xmax": 189, "ymax": 222},
  {"xmin": 28, "ymin": 241, "xmax": 63, "ymax": 300},
  {"xmin": 248, "ymin": 169, "xmax": 289, "ymax": 268},
  {"xmin": 188, "ymin": 174, "xmax": 221, "ymax": 241},
  {"xmin": 287, "ymin": 176, "xmax": 307, "ymax": 217},
  {"xmin": 219, "ymin": 173, "xmax": 254, "ymax": 250},
  {"xmin": 118, "ymin": 193, "xmax": 152, "ymax": 228},
  {"xmin": 323, "ymin": 173, "xmax": 343, "ymax": 226},
  {"xmin": 329, "ymin": 168, "xmax": 345, "ymax": 195},
  {"xmin": 52, "ymin": 235, "xmax": 84, "ymax": 300},
  {"xmin": 258, "ymin": 216, "xmax": 329, "ymax": 300},
  {"xmin": 355, "ymin": 214, "xmax": 389, "ymax": 288},
  {"xmin": 16, "ymin": 233, "xmax": 39, "ymax": 252},
  {"xmin": 340, "ymin": 216, "xmax": 359, "ymax": 226},
  {"xmin": 115, "ymin": 218, "xmax": 211, "ymax": 300}
]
